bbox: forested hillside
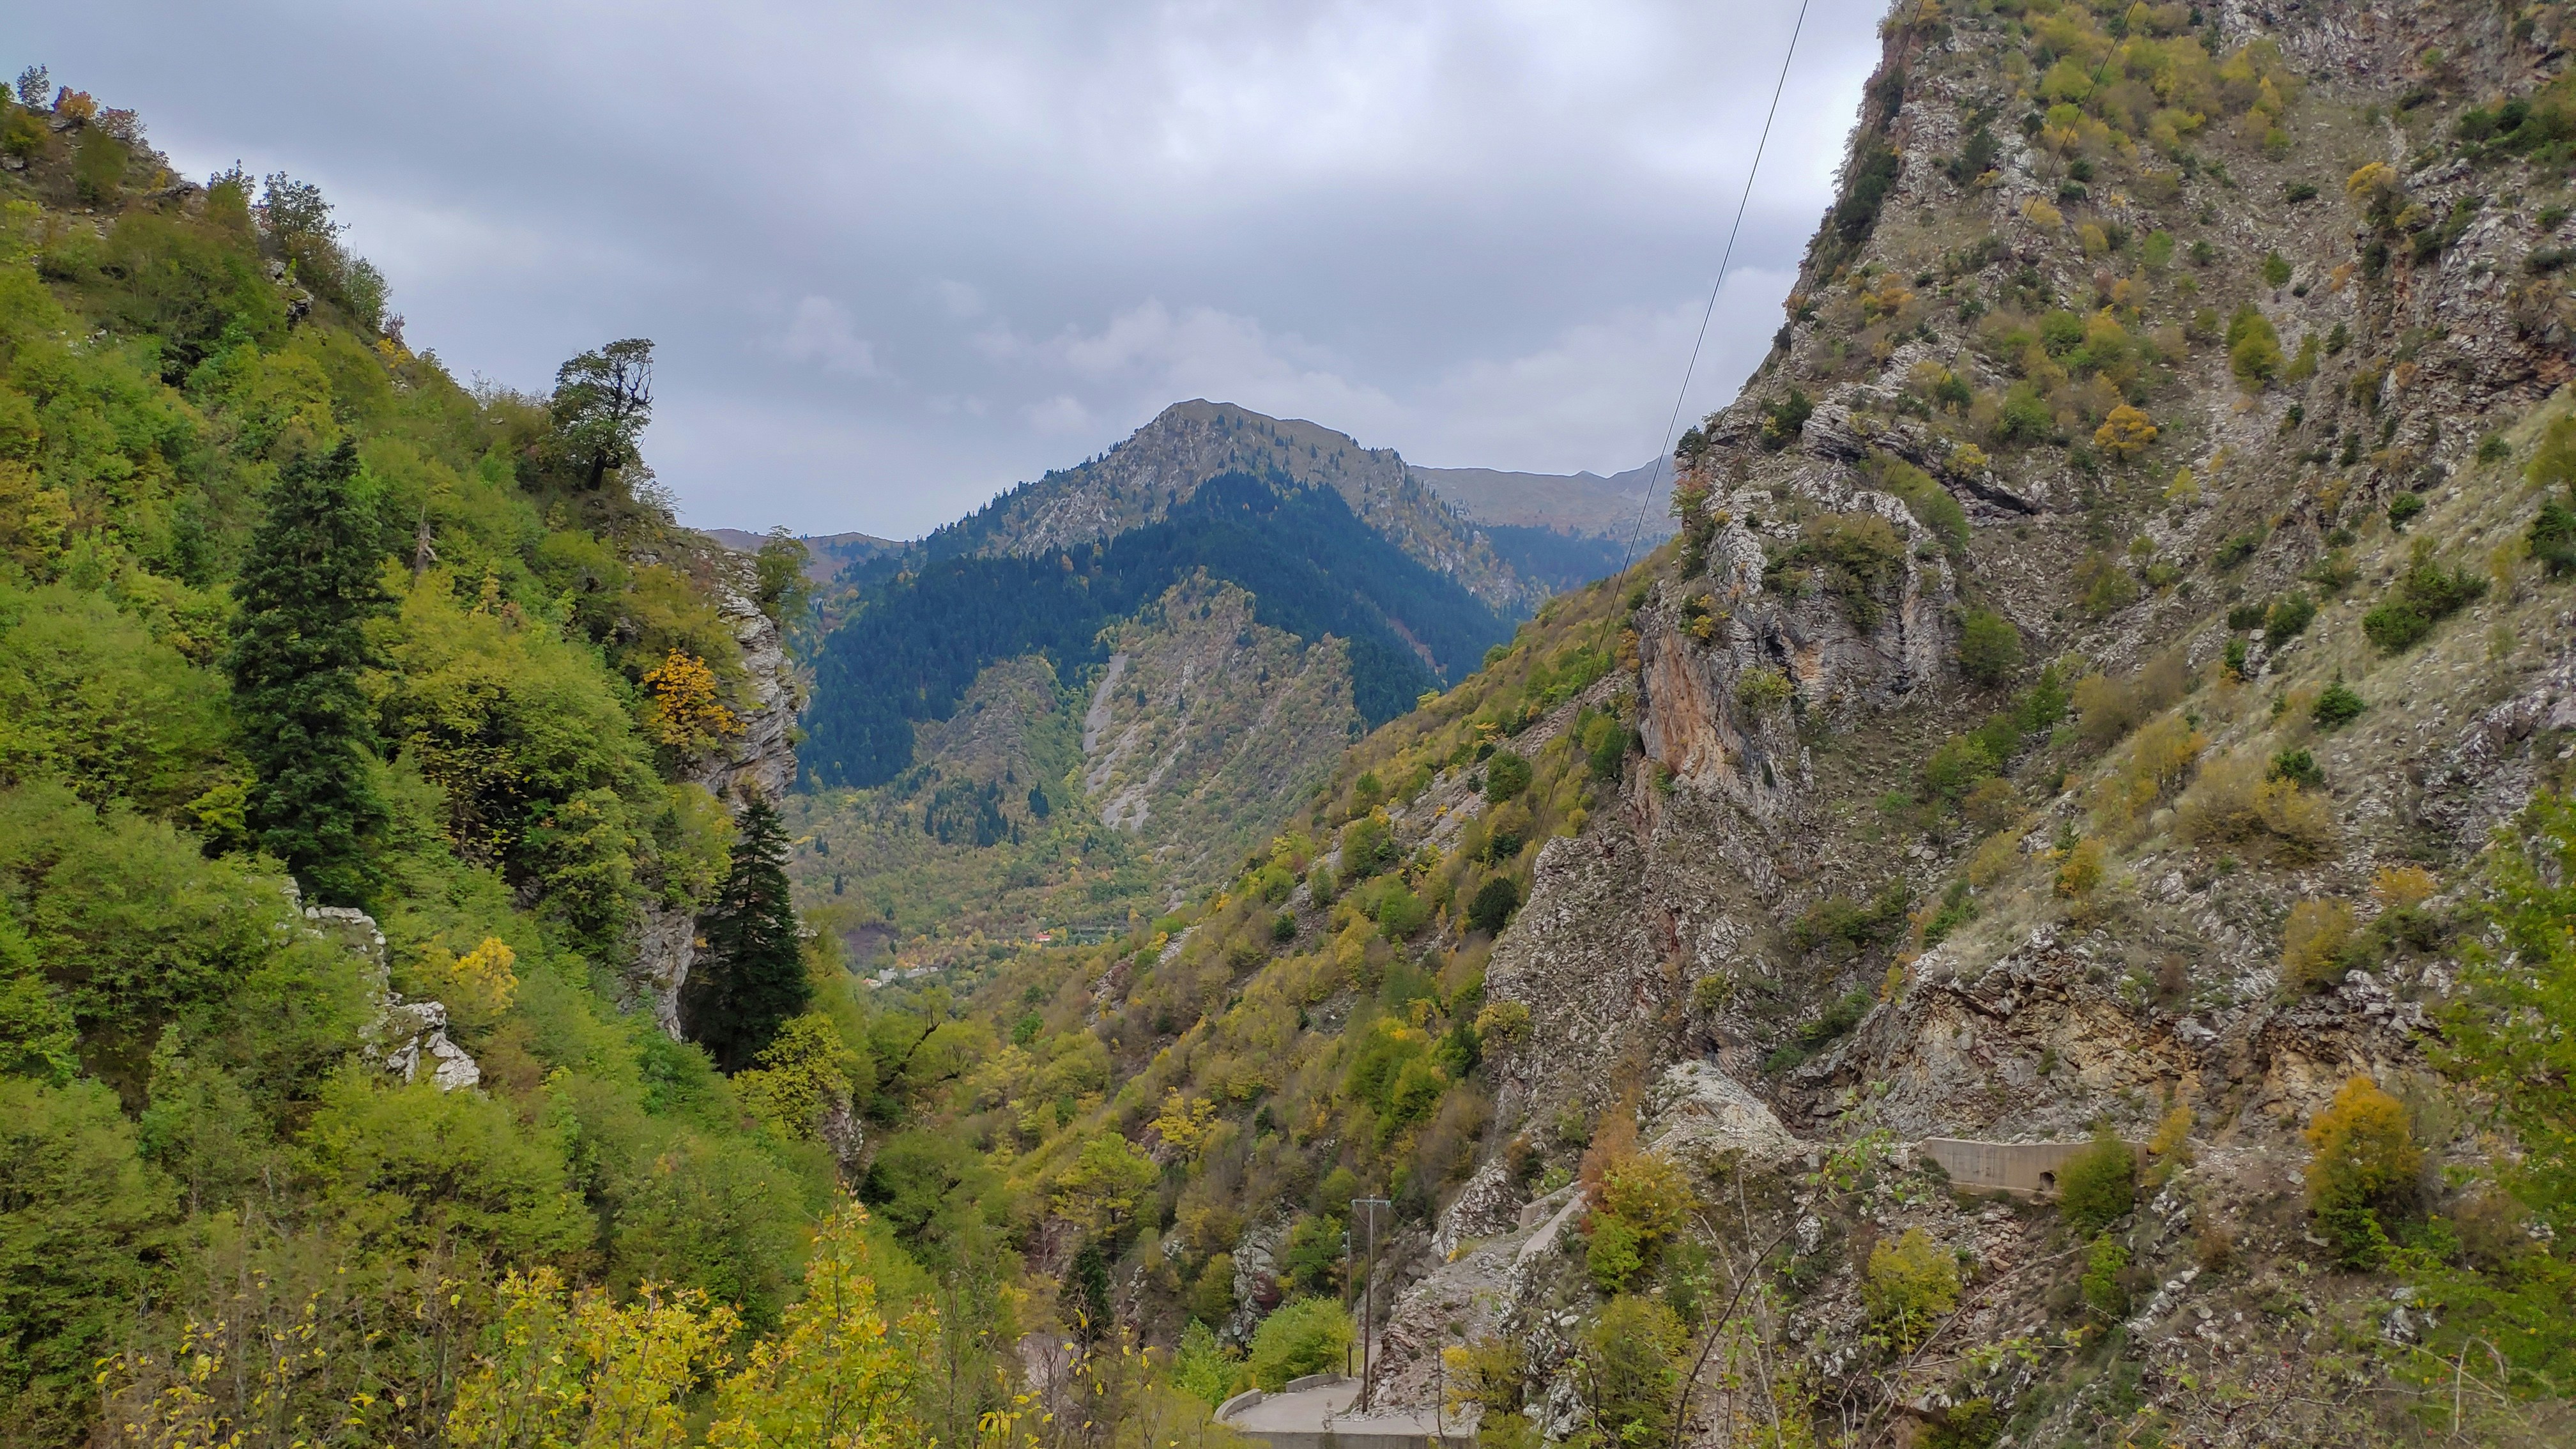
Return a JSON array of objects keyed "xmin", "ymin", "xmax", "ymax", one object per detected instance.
[
  {"xmin": 803, "ymin": 469, "xmax": 1508, "ymax": 788},
  {"xmin": 0, "ymin": 70, "xmax": 1077, "ymax": 1449}
]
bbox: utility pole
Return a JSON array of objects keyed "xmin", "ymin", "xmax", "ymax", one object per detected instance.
[{"xmin": 1351, "ymin": 1196, "xmax": 1392, "ymax": 1413}]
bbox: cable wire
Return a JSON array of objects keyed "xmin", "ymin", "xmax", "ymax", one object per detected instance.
[{"xmin": 1608, "ymin": 0, "xmax": 1815, "ymax": 586}]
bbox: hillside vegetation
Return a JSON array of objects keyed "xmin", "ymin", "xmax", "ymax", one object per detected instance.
[
  {"xmin": 0, "ymin": 70, "xmax": 1080, "ymax": 1449},
  {"xmin": 15, "ymin": 1, "xmax": 2576, "ymax": 1446}
]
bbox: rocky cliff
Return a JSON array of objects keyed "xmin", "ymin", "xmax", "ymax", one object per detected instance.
[
  {"xmin": 632, "ymin": 560, "xmax": 802, "ymax": 1035},
  {"xmin": 1333, "ymin": 1, "xmax": 2576, "ymax": 1441}
]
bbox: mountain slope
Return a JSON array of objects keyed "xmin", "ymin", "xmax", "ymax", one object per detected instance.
[
  {"xmin": 783, "ymin": 574, "xmax": 1358, "ymax": 961},
  {"xmin": 1409, "ymin": 458, "xmax": 1668, "ymax": 538},
  {"xmin": 802, "ymin": 468, "xmax": 1509, "ymax": 788},
  {"xmin": 934, "ymin": 399, "xmax": 1539, "ymax": 611},
  {"xmin": 859, "ymin": 6, "xmax": 2576, "ymax": 1446},
  {"xmin": 0, "ymin": 77, "xmax": 924, "ymax": 1447}
]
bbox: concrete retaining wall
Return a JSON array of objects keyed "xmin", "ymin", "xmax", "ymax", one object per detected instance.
[{"xmin": 1917, "ymin": 1138, "xmax": 2149, "ymax": 1197}]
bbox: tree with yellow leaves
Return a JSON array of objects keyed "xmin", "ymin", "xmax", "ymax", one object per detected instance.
[
  {"xmin": 2094, "ymin": 404, "xmax": 2158, "ymax": 460},
  {"xmin": 446, "ymin": 1268, "xmax": 738, "ymax": 1449},
  {"xmin": 2303, "ymin": 1075, "xmax": 2420, "ymax": 1266},
  {"xmin": 705, "ymin": 1202, "xmax": 930, "ymax": 1448},
  {"xmin": 640, "ymin": 649, "xmax": 740, "ymax": 753}
]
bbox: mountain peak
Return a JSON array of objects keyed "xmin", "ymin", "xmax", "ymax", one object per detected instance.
[{"xmin": 960, "ymin": 400, "xmax": 1537, "ymax": 611}]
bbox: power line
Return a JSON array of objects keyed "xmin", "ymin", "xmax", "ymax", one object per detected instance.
[{"xmin": 1609, "ymin": 0, "xmax": 1815, "ymax": 586}]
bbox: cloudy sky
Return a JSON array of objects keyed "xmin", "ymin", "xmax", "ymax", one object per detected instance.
[{"xmin": 26, "ymin": 1, "xmax": 1889, "ymax": 537}]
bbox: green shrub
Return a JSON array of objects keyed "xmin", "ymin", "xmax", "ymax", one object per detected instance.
[
  {"xmin": 1374, "ymin": 886, "xmax": 1429, "ymax": 941},
  {"xmin": 1577, "ymin": 1296, "xmax": 1684, "ymax": 1443},
  {"xmin": 1735, "ymin": 665, "xmax": 1793, "ymax": 712},
  {"xmin": 1581, "ymin": 710, "xmax": 1632, "ymax": 780},
  {"xmin": 2080, "ymin": 1234, "xmax": 2131, "ymax": 1321},
  {"xmin": 1770, "ymin": 513, "xmax": 1907, "ymax": 629},
  {"xmin": 2362, "ymin": 544, "xmax": 2487, "ymax": 652},
  {"xmin": 1187, "ymin": 1253, "xmax": 1237, "ymax": 1327},
  {"xmin": 2227, "ymin": 306, "xmax": 2284, "ymax": 388},
  {"xmin": 2267, "ymin": 748, "xmax": 2324, "ymax": 789},
  {"xmin": 1873, "ymin": 455, "xmax": 1970, "ymax": 552},
  {"xmin": 1862, "ymin": 1228, "xmax": 1960, "ymax": 1349},
  {"xmin": 1587, "ymin": 1213, "xmax": 1645, "ymax": 1292},
  {"xmin": 1341, "ymin": 813, "xmax": 1399, "ymax": 878},
  {"xmin": 1246, "ymin": 1297, "xmax": 1354, "ymax": 1390},
  {"xmin": 1996, "ymin": 383, "xmax": 2054, "ymax": 445},
  {"xmin": 2073, "ymin": 550, "xmax": 2139, "ymax": 618},
  {"xmin": 2262, "ymin": 590, "xmax": 2315, "ymax": 645},
  {"xmin": 1483, "ymin": 750, "xmax": 1532, "ymax": 804},
  {"xmin": 2386, "ymin": 491, "xmax": 2426, "ymax": 530},
  {"xmin": 1759, "ymin": 388, "xmax": 1814, "ymax": 450},
  {"xmin": 2057, "ymin": 1129, "xmax": 2137, "ymax": 1236},
  {"xmin": 1922, "ymin": 880, "xmax": 1977, "ymax": 945},
  {"xmin": 1791, "ymin": 887, "xmax": 1910, "ymax": 956},
  {"xmin": 2312, "ymin": 676, "xmax": 2366, "ymax": 730},
  {"xmin": 1466, "ymin": 877, "xmax": 1521, "ymax": 935},
  {"xmin": 1174, "ymin": 1319, "xmax": 1243, "ymax": 1405},
  {"xmin": 1957, "ymin": 608, "xmax": 2023, "ymax": 685},
  {"xmin": 1926, "ymin": 1398, "xmax": 2003, "ymax": 1449},
  {"xmin": 1923, "ymin": 735, "xmax": 2000, "ymax": 804}
]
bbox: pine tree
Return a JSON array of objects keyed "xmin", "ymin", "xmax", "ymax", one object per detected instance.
[
  {"xmin": 227, "ymin": 439, "xmax": 387, "ymax": 904},
  {"xmin": 682, "ymin": 791, "xmax": 810, "ymax": 1071}
]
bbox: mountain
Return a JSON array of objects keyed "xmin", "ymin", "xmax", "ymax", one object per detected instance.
[
  {"xmin": 825, "ymin": 5, "xmax": 2576, "ymax": 1445},
  {"xmin": 782, "ymin": 573, "xmax": 1360, "ymax": 961},
  {"xmin": 26, "ymin": 9, "xmax": 2576, "ymax": 1449},
  {"xmin": 929, "ymin": 398, "xmax": 1542, "ymax": 612},
  {"xmin": 704, "ymin": 526, "xmax": 904, "ymax": 583},
  {"xmin": 1409, "ymin": 458, "xmax": 1669, "ymax": 537}
]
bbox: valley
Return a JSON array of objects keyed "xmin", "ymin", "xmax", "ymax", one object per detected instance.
[{"xmin": 7, "ymin": 4, "xmax": 2576, "ymax": 1448}]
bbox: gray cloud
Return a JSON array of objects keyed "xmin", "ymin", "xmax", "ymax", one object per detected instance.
[{"xmin": 23, "ymin": 0, "xmax": 1887, "ymax": 536}]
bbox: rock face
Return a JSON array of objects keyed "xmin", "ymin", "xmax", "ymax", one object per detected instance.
[
  {"xmin": 633, "ymin": 565, "xmax": 802, "ymax": 1036},
  {"xmin": 1078, "ymin": 574, "xmax": 1360, "ymax": 884},
  {"xmin": 298, "ymin": 894, "xmax": 482, "ymax": 1092},
  {"xmin": 1358, "ymin": 3, "xmax": 2576, "ymax": 1438},
  {"xmin": 962, "ymin": 400, "xmax": 1540, "ymax": 612}
]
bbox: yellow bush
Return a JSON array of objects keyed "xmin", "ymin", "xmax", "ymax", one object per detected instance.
[
  {"xmin": 1474, "ymin": 999, "xmax": 1533, "ymax": 1045},
  {"xmin": 2175, "ymin": 753, "xmax": 2337, "ymax": 861},
  {"xmin": 2345, "ymin": 161, "xmax": 2397, "ymax": 203},
  {"xmin": 2372, "ymin": 864, "xmax": 2435, "ymax": 911},
  {"xmin": 2096, "ymin": 714, "xmax": 2205, "ymax": 828},
  {"xmin": 2303, "ymin": 1075, "xmax": 2420, "ymax": 1264},
  {"xmin": 641, "ymin": 648, "xmax": 741, "ymax": 752},
  {"xmin": 1966, "ymin": 828, "xmax": 2023, "ymax": 887},
  {"xmin": 2055, "ymin": 837, "xmax": 2106, "ymax": 898},
  {"xmin": 1597, "ymin": 1153, "xmax": 1694, "ymax": 1240},
  {"xmin": 2147, "ymin": 1103, "xmax": 2195, "ymax": 1181},
  {"xmin": 2094, "ymin": 404, "xmax": 2158, "ymax": 460},
  {"xmin": 2279, "ymin": 898, "xmax": 2357, "ymax": 993},
  {"xmin": 2021, "ymin": 197, "xmax": 2066, "ymax": 230},
  {"xmin": 2163, "ymin": 465, "xmax": 2199, "ymax": 503},
  {"xmin": 1862, "ymin": 1228, "xmax": 1960, "ymax": 1349}
]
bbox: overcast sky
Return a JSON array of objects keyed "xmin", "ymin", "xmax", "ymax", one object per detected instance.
[{"xmin": 24, "ymin": 1, "xmax": 1888, "ymax": 538}]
